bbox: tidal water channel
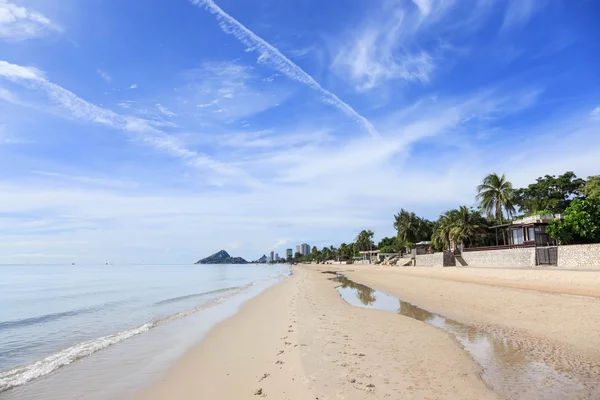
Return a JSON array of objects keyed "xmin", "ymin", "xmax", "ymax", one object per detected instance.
[{"xmin": 331, "ymin": 274, "xmax": 599, "ymax": 400}]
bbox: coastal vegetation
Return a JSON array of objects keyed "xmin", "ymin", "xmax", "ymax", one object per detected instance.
[{"xmin": 291, "ymin": 171, "xmax": 599, "ymax": 264}]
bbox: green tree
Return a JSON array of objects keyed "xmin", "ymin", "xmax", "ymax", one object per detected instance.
[
  {"xmin": 355, "ymin": 230, "xmax": 375, "ymax": 251},
  {"xmin": 583, "ymin": 175, "xmax": 600, "ymax": 199},
  {"xmin": 431, "ymin": 211, "xmax": 455, "ymax": 251},
  {"xmin": 394, "ymin": 209, "xmax": 432, "ymax": 246},
  {"xmin": 446, "ymin": 206, "xmax": 487, "ymax": 248},
  {"xmin": 514, "ymin": 171, "xmax": 585, "ymax": 215},
  {"xmin": 547, "ymin": 198, "xmax": 600, "ymax": 244},
  {"xmin": 476, "ymin": 173, "xmax": 516, "ymax": 223}
]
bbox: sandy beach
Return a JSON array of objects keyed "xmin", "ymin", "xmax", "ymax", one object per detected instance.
[{"xmin": 133, "ymin": 265, "xmax": 600, "ymax": 399}]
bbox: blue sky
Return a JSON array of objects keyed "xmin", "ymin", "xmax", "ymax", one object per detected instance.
[{"xmin": 1, "ymin": 0, "xmax": 599, "ymax": 264}]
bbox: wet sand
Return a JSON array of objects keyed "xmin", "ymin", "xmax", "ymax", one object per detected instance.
[
  {"xmin": 339, "ymin": 265, "xmax": 600, "ymax": 398},
  {"xmin": 132, "ymin": 265, "xmax": 497, "ymax": 399}
]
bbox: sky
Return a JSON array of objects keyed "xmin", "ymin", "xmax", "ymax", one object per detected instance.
[{"xmin": 0, "ymin": 0, "xmax": 599, "ymax": 264}]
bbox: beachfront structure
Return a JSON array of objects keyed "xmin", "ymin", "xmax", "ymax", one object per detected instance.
[
  {"xmin": 275, "ymin": 253, "xmax": 279, "ymax": 262},
  {"xmin": 286, "ymin": 249, "xmax": 293, "ymax": 259},
  {"xmin": 358, "ymin": 250, "xmax": 380, "ymax": 264},
  {"xmin": 463, "ymin": 214, "xmax": 561, "ymax": 265},
  {"xmin": 270, "ymin": 251, "xmax": 275, "ymax": 263},
  {"xmin": 486, "ymin": 214, "xmax": 560, "ymax": 248},
  {"xmin": 301, "ymin": 243, "xmax": 310, "ymax": 256},
  {"xmin": 296, "ymin": 245, "xmax": 301, "ymax": 255},
  {"xmin": 413, "ymin": 241, "xmax": 432, "ymax": 255}
]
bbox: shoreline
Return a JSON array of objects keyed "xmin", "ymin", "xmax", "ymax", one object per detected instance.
[{"xmin": 132, "ymin": 265, "xmax": 498, "ymax": 399}]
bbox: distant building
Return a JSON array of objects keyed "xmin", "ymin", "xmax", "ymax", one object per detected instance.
[
  {"xmin": 301, "ymin": 243, "xmax": 310, "ymax": 256},
  {"xmin": 296, "ymin": 245, "xmax": 301, "ymax": 255},
  {"xmin": 286, "ymin": 248, "xmax": 293, "ymax": 259},
  {"xmin": 275, "ymin": 252, "xmax": 279, "ymax": 262},
  {"xmin": 270, "ymin": 251, "xmax": 274, "ymax": 263}
]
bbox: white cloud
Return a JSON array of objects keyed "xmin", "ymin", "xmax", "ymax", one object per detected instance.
[
  {"xmin": 190, "ymin": 0, "xmax": 379, "ymax": 137},
  {"xmin": 502, "ymin": 0, "xmax": 544, "ymax": 29},
  {"xmin": 331, "ymin": 4, "xmax": 435, "ymax": 91},
  {"xmin": 97, "ymin": 69, "xmax": 112, "ymax": 83},
  {"xmin": 156, "ymin": 103, "xmax": 176, "ymax": 117},
  {"xmin": 412, "ymin": 0, "xmax": 432, "ymax": 17},
  {"xmin": 129, "ymin": 83, "xmax": 137, "ymax": 89},
  {"xmin": 591, "ymin": 106, "xmax": 600, "ymax": 119},
  {"xmin": 0, "ymin": 0, "xmax": 61, "ymax": 41},
  {"xmin": 1, "ymin": 60, "xmax": 257, "ymax": 187},
  {"xmin": 0, "ymin": 60, "xmax": 42, "ymax": 80},
  {"xmin": 31, "ymin": 171, "xmax": 139, "ymax": 189},
  {"xmin": 183, "ymin": 61, "xmax": 289, "ymax": 121}
]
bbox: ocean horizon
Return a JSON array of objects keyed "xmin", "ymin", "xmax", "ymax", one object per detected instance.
[{"xmin": 0, "ymin": 263, "xmax": 289, "ymax": 399}]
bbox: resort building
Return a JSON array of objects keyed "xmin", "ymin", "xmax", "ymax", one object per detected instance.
[{"xmin": 286, "ymin": 249, "xmax": 293, "ymax": 259}]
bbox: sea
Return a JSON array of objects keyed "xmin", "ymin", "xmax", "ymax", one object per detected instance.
[{"xmin": 0, "ymin": 263, "xmax": 289, "ymax": 399}]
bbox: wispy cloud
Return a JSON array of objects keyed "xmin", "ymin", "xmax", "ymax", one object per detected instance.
[
  {"xmin": 31, "ymin": 170, "xmax": 139, "ymax": 189},
  {"xmin": 0, "ymin": 1, "xmax": 61, "ymax": 41},
  {"xmin": 129, "ymin": 83, "xmax": 137, "ymax": 89},
  {"xmin": 1, "ymin": 60, "xmax": 257, "ymax": 186},
  {"xmin": 97, "ymin": 69, "xmax": 112, "ymax": 83},
  {"xmin": 332, "ymin": 4, "xmax": 435, "ymax": 91},
  {"xmin": 189, "ymin": 0, "xmax": 379, "ymax": 137},
  {"xmin": 502, "ymin": 0, "xmax": 544, "ymax": 29},
  {"xmin": 156, "ymin": 103, "xmax": 176, "ymax": 117}
]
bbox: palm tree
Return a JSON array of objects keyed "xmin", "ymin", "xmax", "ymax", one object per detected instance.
[
  {"xmin": 448, "ymin": 206, "xmax": 486, "ymax": 248},
  {"xmin": 431, "ymin": 211, "xmax": 454, "ymax": 250},
  {"xmin": 355, "ymin": 230, "xmax": 374, "ymax": 251},
  {"xmin": 476, "ymin": 173, "xmax": 516, "ymax": 223},
  {"xmin": 394, "ymin": 209, "xmax": 432, "ymax": 246}
]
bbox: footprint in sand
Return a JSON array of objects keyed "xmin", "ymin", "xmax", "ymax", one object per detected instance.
[{"xmin": 258, "ymin": 373, "xmax": 270, "ymax": 382}]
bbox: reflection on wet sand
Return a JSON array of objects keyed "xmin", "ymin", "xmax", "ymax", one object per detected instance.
[{"xmin": 332, "ymin": 275, "xmax": 595, "ymax": 400}]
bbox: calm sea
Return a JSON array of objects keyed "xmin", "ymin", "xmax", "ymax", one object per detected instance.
[{"xmin": 0, "ymin": 263, "xmax": 289, "ymax": 399}]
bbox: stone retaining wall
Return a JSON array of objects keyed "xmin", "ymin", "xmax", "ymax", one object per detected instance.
[
  {"xmin": 415, "ymin": 252, "xmax": 455, "ymax": 267},
  {"xmin": 461, "ymin": 248, "xmax": 536, "ymax": 267},
  {"xmin": 415, "ymin": 253, "xmax": 443, "ymax": 266},
  {"xmin": 557, "ymin": 244, "xmax": 600, "ymax": 268}
]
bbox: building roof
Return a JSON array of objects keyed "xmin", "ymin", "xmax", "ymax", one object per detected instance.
[{"xmin": 490, "ymin": 214, "xmax": 563, "ymax": 229}]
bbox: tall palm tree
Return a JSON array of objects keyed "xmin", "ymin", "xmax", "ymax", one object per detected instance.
[{"xmin": 476, "ymin": 173, "xmax": 516, "ymax": 223}]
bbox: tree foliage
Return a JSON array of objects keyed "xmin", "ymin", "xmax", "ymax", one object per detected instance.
[
  {"xmin": 394, "ymin": 209, "xmax": 432, "ymax": 246},
  {"xmin": 431, "ymin": 207, "xmax": 488, "ymax": 249},
  {"xmin": 476, "ymin": 173, "xmax": 515, "ymax": 223},
  {"xmin": 583, "ymin": 175, "xmax": 600, "ymax": 199},
  {"xmin": 355, "ymin": 230, "xmax": 375, "ymax": 251},
  {"xmin": 546, "ymin": 198, "xmax": 600, "ymax": 244},
  {"xmin": 514, "ymin": 171, "xmax": 585, "ymax": 215}
]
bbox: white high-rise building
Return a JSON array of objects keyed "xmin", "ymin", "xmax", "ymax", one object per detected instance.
[
  {"xmin": 296, "ymin": 245, "xmax": 301, "ymax": 255},
  {"xmin": 275, "ymin": 252, "xmax": 279, "ymax": 262}
]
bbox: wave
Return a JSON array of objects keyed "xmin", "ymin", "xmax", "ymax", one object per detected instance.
[
  {"xmin": 0, "ymin": 286, "xmax": 249, "ymax": 393},
  {"xmin": 0, "ymin": 323, "xmax": 152, "ymax": 393},
  {"xmin": 154, "ymin": 286, "xmax": 243, "ymax": 305},
  {"xmin": 0, "ymin": 301, "xmax": 125, "ymax": 332}
]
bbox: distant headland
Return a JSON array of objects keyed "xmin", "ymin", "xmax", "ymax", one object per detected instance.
[{"xmin": 195, "ymin": 250, "xmax": 249, "ymax": 264}]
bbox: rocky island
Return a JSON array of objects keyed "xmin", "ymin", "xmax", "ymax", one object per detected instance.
[{"xmin": 195, "ymin": 250, "xmax": 248, "ymax": 264}]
